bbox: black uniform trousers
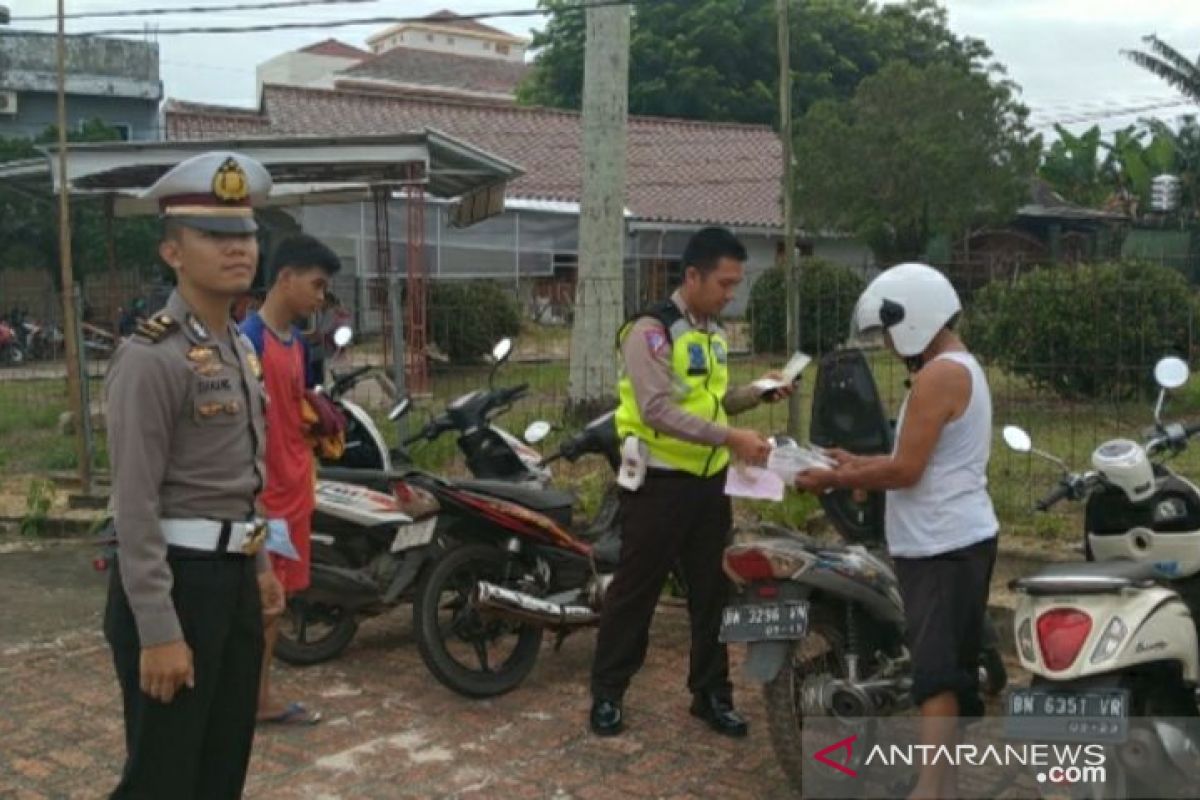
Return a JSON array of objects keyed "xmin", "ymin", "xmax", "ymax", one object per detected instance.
[
  {"xmin": 104, "ymin": 550, "xmax": 264, "ymax": 800},
  {"xmin": 591, "ymin": 468, "xmax": 734, "ymax": 703}
]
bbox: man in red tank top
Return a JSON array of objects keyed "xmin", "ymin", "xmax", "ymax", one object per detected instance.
[{"xmin": 241, "ymin": 235, "xmax": 341, "ymax": 726}]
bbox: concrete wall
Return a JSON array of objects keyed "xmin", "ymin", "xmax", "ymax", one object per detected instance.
[
  {"xmin": 0, "ymin": 91, "xmax": 159, "ymax": 140},
  {"xmin": 368, "ymin": 26, "xmax": 525, "ymax": 62},
  {"xmin": 813, "ymin": 237, "xmax": 875, "ymax": 274},
  {"xmin": 0, "ymin": 31, "xmax": 161, "ymax": 141},
  {"xmin": 256, "ymin": 51, "xmax": 357, "ymax": 96},
  {"xmin": 0, "ymin": 31, "xmax": 160, "ymax": 98}
]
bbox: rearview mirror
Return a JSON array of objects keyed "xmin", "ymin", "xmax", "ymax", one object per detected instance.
[
  {"xmin": 1002, "ymin": 425, "xmax": 1032, "ymax": 454},
  {"xmin": 524, "ymin": 420, "xmax": 552, "ymax": 444},
  {"xmin": 491, "ymin": 337, "xmax": 513, "ymax": 365},
  {"xmin": 333, "ymin": 326, "xmax": 353, "ymax": 348},
  {"xmin": 387, "ymin": 398, "xmax": 412, "ymax": 421},
  {"xmin": 1154, "ymin": 356, "xmax": 1189, "ymax": 390}
]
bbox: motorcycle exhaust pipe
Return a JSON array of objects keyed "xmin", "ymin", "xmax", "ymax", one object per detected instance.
[{"xmin": 473, "ymin": 581, "xmax": 599, "ymax": 629}]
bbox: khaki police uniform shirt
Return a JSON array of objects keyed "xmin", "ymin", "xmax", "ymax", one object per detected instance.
[
  {"xmin": 106, "ymin": 291, "xmax": 269, "ymax": 647},
  {"xmin": 621, "ymin": 290, "xmax": 760, "ymax": 449}
]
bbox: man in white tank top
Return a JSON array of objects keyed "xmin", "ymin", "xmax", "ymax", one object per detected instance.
[{"xmin": 796, "ymin": 263, "xmax": 998, "ymax": 800}]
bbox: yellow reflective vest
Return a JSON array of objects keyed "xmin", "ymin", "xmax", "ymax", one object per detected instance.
[{"xmin": 615, "ymin": 300, "xmax": 730, "ymax": 477}]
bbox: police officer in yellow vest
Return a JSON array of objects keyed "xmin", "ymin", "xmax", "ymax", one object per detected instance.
[{"xmin": 590, "ymin": 227, "xmax": 791, "ymax": 737}]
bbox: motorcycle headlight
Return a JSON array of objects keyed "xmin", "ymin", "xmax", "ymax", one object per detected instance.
[
  {"xmin": 1089, "ymin": 616, "xmax": 1128, "ymax": 665},
  {"xmin": 1017, "ymin": 617, "xmax": 1036, "ymax": 663}
]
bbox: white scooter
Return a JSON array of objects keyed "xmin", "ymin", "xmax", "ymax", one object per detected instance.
[{"xmin": 1003, "ymin": 356, "xmax": 1200, "ymax": 798}]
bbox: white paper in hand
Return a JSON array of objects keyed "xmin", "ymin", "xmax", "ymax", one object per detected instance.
[
  {"xmin": 724, "ymin": 465, "xmax": 785, "ymax": 502},
  {"xmin": 751, "ymin": 351, "xmax": 812, "ymax": 397}
]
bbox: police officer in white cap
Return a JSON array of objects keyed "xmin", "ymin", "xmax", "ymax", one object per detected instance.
[{"xmin": 103, "ymin": 151, "xmax": 285, "ymax": 799}]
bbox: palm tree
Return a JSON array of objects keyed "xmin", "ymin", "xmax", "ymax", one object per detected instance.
[{"xmin": 1122, "ymin": 35, "xmax": 1200, "ymax": 103}]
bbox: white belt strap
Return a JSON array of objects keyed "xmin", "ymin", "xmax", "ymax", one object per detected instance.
[{"xmin": 160, "ymin": 519, "xmax": 265, "ymax": 555}]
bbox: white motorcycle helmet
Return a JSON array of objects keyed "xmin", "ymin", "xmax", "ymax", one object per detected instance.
[{"xmin": 851, "ymin": 263, "xmax": 962, "ymax": 360}]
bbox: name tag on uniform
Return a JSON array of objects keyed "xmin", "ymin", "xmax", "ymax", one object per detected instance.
[
  {"xmin": 712, "ymin": 340, "xmax": 727, "ymax": 364},
  {"xmin": 687, "ymin": 342, "xmax": 708, "ymax": 376}
]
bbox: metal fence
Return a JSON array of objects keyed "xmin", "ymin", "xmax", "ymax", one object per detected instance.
[{"xmin": 3, "ymin": 260, "xmax": 1199, "ymax": 537}]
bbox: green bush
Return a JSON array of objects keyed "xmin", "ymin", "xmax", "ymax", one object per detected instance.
[
  {"xmin": 748, "ymin": 259, "xmax": 865, "ymax": 355},
  {"xmin": 967, "ymin": 261, "xmax": 1200, "ymax": 399},
  {"xmin": 428, "ymin": 281, "xmax": 523, "ymax": 364}
]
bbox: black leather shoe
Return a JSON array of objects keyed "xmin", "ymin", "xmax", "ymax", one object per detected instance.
[
  {"xmin": 689, "ymin": 693, "xmax": 748, "ymax": 738},
  {"xmin": 590, "ymin": 698, "xmax": 624, "ymax": 736}
]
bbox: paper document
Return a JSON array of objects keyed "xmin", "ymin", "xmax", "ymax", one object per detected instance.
[
  {"xmin": 724, "ymin": 465, "xmax": 786, "ymax": 502},
  {"xmin": 767, "ymin": 444, "xmax": 837, "ymax": 482},
  {"xmin": 751, "ymin": 351, "xmax": 812, "ymax": 396}
]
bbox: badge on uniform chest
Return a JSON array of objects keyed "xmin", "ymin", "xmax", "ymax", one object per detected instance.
[{"xmin": 687, "ymin": 342, "xmax": 708, "ymax": 376}]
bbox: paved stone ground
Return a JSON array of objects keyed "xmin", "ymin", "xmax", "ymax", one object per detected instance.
[
  {"xmin": 0, "ymin": 540, "xmax": 1034, "ymax": 800},
  {"xmin": 0, "ymin": 542, "xmax": 798, "ymax": 800}
]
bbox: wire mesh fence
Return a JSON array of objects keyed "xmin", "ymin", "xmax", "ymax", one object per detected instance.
[{"xmin": 3, "ymin": 257, "xmax": 1199, "ymax": 537}]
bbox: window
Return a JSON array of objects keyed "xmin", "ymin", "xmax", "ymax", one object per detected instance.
[
  {"xmin": 496, "ymin": 43, "xmax": 510, "ymax": 55},
  {"xmin": 446, "ymin": 36, "xmax": 455, "ymax": 44},
  {"xmin": 483, "ymin": 41, "xmax": 491, "ymax": 50},
  {"xmin": 426, "ymin": 34, "xmax": 434, "ymax": 42}
]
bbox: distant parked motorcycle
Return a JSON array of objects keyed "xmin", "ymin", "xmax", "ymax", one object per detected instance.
[{"xmin": 0, "ymin": 320, "xmax": 23, "ymax": 365}]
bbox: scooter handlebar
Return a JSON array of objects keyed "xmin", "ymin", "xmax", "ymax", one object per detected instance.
[{"xmin": 1035, "ymin": 483, "xmax": 1072, "ymax": 512}]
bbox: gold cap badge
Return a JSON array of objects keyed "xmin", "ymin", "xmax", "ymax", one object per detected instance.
[{"xmin": 212, "ymin": 157, "xmax": 250, "ymax": 203}]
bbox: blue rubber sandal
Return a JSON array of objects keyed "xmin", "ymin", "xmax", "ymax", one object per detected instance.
[{"xmin": 259, "ymin": 702, "xmax": 322, "ymax": 726}]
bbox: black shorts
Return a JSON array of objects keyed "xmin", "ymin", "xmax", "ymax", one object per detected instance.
[{"xmin": 893, "ymin": 536, "xmax": 998, "ymax": 716}]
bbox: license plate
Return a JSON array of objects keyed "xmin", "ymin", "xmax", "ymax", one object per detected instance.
[
  {"xmin": 719, "ymin": 601, "xmax": 809, "ymax": 643},
  {"xmin": 1005, "ymin": 688, "xmax": 1130, "ymax": 742},
  {"xmin": 390, "ymin": 517, "xmax": 437, "ymax": 553}
]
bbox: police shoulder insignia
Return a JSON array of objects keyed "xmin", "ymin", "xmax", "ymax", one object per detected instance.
[
  {"xmin": 643, "ymin": 327, "xmax": 670, "ymax": 358},
  {"xmin": 185, "ymin": 314, "xmax": 210, "ymax": 341},
  {"xmin": 134, "ymin": 313, "xmax": 178, "ymax": 344},
  {"xmin": 212, "ymin": 157, "xmax": 249, "ymax": 203}
]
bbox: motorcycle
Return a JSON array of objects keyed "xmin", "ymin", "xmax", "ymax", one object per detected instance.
[
  {"xmin": 408, "ymin": 410, "xmax": 623, "ymax": 697},
  {"xmin": 718, "ymin": 348, "xmax": 1007, "ymax": 793},
  {"xmin": 21, "ymin": 319, "xmax": 64, "ymax": 361},
  {"xmin": 275, "ymin": 333, "xmax": 613, "ymax": 667},
  {"xmin": 1001, "ymin": 355, "xmax": 1200, "ymax": 798},
  {"xmin": 0, "ymin": 319, "xmax": 23, "ymax": 365},
  {"xmin": 322, "ymin": 336, "xmax": 548, "ymax": 484}
]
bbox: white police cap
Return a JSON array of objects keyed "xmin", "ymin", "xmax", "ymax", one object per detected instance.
[{"xmin": 142, "ymin": 151, "xmax": 272, "ymax": 234}]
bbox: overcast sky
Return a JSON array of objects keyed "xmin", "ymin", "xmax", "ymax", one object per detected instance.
[{"xmin": 9, "ymin": 0, "xmax": 1200, "ymax": 135}]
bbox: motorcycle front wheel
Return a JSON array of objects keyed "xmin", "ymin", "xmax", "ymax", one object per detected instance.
[
  {"xmin": 414, "ymin": 543, "xmax": 544, "ymax": 698},
  {"xmin": 274, "ymin": 543, "xmax": 359, "ymax": 666}
]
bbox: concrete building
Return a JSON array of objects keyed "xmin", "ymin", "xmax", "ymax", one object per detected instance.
[
  {"xmin": 365, "ymin": 9, "xmax": 528, "ymax": 62},
  {"xmin": 0, "ymin": 30, "xmax": 162, "ymax": 141},
  {"xmin": 255, "ymin": 39, "xmax": 372, "ymax": 99}
]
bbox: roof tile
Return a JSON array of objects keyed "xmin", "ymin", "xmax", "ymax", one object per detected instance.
[{"xmin": 165, "ymin": 85, "xmax": 782, "ymax": 228}]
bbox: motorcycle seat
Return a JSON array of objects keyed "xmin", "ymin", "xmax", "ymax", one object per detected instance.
[
  {"xmin": 454, "ymin": 479, "xmax": 575, "ymax": 527},
  {"xmin": 1011, "ymin": 560, "xmax": 1162, "ymax": 595}
]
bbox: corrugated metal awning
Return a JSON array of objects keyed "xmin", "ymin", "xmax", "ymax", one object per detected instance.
[{"xmin": 0, "ymin": 129, "xmax": 522, "ymax": 226}]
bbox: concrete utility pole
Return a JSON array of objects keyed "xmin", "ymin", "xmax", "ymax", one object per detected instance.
[
  {"xmin": 56, "ymin": 0, "xmax": 92, "ymax": 492},
  {"xmin": 566, "ymin": 1, "xmax": 630, "ymax": 418},
  {"xmin": 778, "ymin": 0, "xmax": 802, "ymax": 437}
]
